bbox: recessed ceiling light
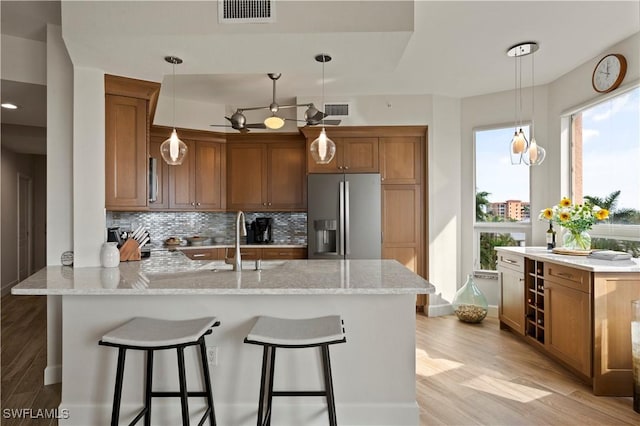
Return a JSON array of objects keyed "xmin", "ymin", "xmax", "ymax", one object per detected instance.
[{"xmin": 1, "ymin": 103, "xmax": 18, "ymax": 109}]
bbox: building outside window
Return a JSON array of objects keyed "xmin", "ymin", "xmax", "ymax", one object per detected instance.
[
  {"xmin": 474, "ymin": 125, "xmax": 531, "ymax": 271},
  {"xmin": 570, "ymin": 86, "xmax": 640, "ymax": 256}
]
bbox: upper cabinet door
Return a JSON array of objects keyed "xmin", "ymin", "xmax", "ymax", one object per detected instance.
[
  {"xmin": 380, "ymin": 136, "xmax": 422, "ymax": 184},
  {"xmin": 305, "ymin": 136, "xmax": 379, "ymax": 173},
  {"xmin": 105, "ymin": 95, "xmax": 148, "ymax": 209},
  {"xmin": 341, "ymin": 137, "xmax": 379, "ymax": 173},
  {"xmin": 195, "ymin": 141, "xmax": 226, "ymax": 210},
  {"xmin": 169, "ymin": 139, "xmax": 196, "ymax": 209},
  {"xmin": 267, "ymin": 142, "xmax": 307, "ymax": 210},
  {"xmin": 227, "ymin": 143, "xmax": 267, "ymax": 211}
]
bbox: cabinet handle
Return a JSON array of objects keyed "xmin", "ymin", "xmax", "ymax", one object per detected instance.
[
  {"xmin": 196, "ymin": 202, "xmax": 201, "ymax": 206},
  {"xmin": 191, "ymin": 202, "xmax": 196, "ymax": 206},
  {"xmin": 263, "ymin": 202, "xmax": 267, "ymax": 206},
  {"xmin": 192, "ymin": 254, "xmax": 206, "ymax": 258},
  {"xmin": 338, "ymin": 166, "xmax": 343, "ymax": 170},
  {"xmin": 503, "ymin": 258, "xmax": 518, "ymax": 265},
  {"xmin": 344, "ymin": 166, "xmax": 349, "ymax": 170},
  {"xmin": 268, "ymin": 202, "xmax": 272, "ymax": 206},
  {"xmin": 556, "ymin": 272, "xmax": 573, "ymax": 279}
]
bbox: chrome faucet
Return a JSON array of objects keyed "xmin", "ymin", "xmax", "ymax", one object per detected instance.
[{"xmin": 225, "ymin": 211, "xmax": 247, "ymax": 271}]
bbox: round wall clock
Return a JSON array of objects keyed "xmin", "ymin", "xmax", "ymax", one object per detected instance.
[{"xmin": 592, "ymin": 54, "xmax": 627, "ymax": 93}]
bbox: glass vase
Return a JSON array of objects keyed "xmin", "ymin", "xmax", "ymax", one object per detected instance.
[
  {"xmin": 452, "ymin": 274, "xmax": 488, "ymax": 323},
  {"xmin": 562, "ymin": 230, "xmax": 591, "ymax": 251}
]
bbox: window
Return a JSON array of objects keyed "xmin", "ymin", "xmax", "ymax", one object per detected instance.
[
  {"xmin": 474, "ymin": 125, "xmax": 531, "ymax": 270},
  {"xmin": 571, "ymin": 86, "xmax": 640, "ymax": 256}
]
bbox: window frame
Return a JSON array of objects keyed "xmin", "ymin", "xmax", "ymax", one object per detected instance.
[
  {"xmin": 473, "ymin": 122, "xmax": 533, "ymax": 272},
  {"xmin": 568, "ymin": 83, "xmax": 640, "ymax": 244}
]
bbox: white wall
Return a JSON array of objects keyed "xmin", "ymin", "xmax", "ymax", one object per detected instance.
[
  {"xmin": 427, "ymin": 95, "xmax": 462, "ymax": 315},
  {"xmin": 1, "ymin": 34, "xmax": 46, "ymax": 85},
  {"xmin": 72, "ymin": 67, "xmax": 105, "ymax": 267},
  {"xmin": 46, "ymin": 23, "xmax": 74, "ymax": 386},
  {"xmin": 153, "ymin": 94, "xmax": 226, "ymax": 132}
]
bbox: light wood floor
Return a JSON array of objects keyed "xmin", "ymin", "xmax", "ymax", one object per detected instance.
[
  {"xmin": 1, "ymin": 294, "xmax": 638, "ymax": 425},
  {"xmin": 416, "ymin": 314, "xmax": 639, "ymax": 425}
]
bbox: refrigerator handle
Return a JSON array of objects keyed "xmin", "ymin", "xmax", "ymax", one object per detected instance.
[
  {"xmin": 339, "ymin": 181, "xmax": 345, "ymax": 256},
  {"xmin": 345, "ymin": 180, "xmax": 350, "ymax": 255}
]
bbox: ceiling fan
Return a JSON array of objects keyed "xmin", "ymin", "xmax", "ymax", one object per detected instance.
[{"xmin": 210, "ymin": 73, "xmax": 340, "ymax": 132}]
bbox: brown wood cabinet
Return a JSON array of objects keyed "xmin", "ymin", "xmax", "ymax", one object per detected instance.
[
  {"xmin": 497, "ymin": 253, "xmax": 525, "ymax": 335},
  {"xmin": 262, "ymin": 247, "xmax": 308, "ymax": 259},
  {"xmin": 306, "ymin": 136, "xmax": 379, "ymax": 173},
  {"xmin": 178, "ymin": 248, "xmax": 223, "ymax": 261},
  {"xmin": 381, "ymin": 185, "xmax": 422, "ymax": 276},
  {"xmin": 380, "ymin": 136, "xmax": 422, "ymax": 184},
  {"xmin": 545, "ymin": 270, "xmax": 592, "ymax": 377},
  {"xmin": 593, "ymin": 273, "xmax": 640, "ymax": 395},
  {"xmin": 226, "ymin": 134, "xmax": 306, "ymax": 212},
  {"xmin": 105, "ymin": 75, "xmax": 160, "ymax": 211},
  {"xmin": 150, "ymin": 126, "xmax": 226, "ymax": 211},
  {"xmin": 497, "ymin": 251, "xmax": 640, "ymax": 396},
  {"xmin": 169, "ymin": 139, "xmax": 225, "ymax": 210}
]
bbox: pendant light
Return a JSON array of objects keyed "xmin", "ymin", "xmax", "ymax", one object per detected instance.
[
  {"xmin": 160, "ymin": 56, "xmax": 188, "ymax": 165},
  {"xmin": 522, "ymin": 43, "xmax": 546, "ymax": 166},
  {"xmin": 310, "ymin": 53, "xmax": 336, "ymax": 164},
  {"xmin": 507, "ymin": 42, "xmax": 545, "ymax": 166}
]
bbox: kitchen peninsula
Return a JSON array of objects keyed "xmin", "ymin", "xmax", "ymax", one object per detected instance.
[
  {"xmin": 12, "ymin": 251, "xmax": 434, "ymax": 426},
  {"xmin": 496, "ymin": 247, "xmax": 640, "ymax": 397}
]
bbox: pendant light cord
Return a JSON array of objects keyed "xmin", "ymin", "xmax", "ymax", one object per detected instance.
[
  {"xmin": 321, "ymin": 54, "xmax": 326, "ymax": 130},
  {"xmin": 172, "ymin": 61, "xmax": 176, "ymax": 129},
  {"xmin": 514, "ymin": 51, "xmax": 517, "ymax": 131},
  {"xmin": 531, "ymin": 50, "xmax": 535, "ymax": 139}
]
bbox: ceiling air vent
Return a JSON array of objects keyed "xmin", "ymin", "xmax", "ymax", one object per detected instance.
[
  {"xmin": 324, "ymin": 103, "xmax": 350, "ymax": 117},
  {"xmin": 219, "ymin": 0, "xmax": 275, "ymax": 24}
]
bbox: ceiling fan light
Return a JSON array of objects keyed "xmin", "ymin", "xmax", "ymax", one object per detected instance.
[
  {"xmin": 310, "ymin": 128, "xmax": 336, "ymax": 164},
  {"xmin": 160, "ymin": 128, "xmax": 188, "ymax": 165},
  {"xmin": 264, "ymin": 115, "xmax": 285, "ymax": 130}
]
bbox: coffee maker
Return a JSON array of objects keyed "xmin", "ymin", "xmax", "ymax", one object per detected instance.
[{"xmin": 252, "ymin": 217, "xmax": 273, "ymax": 243}]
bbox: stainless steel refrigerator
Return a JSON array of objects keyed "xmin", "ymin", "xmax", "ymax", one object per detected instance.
[{"xmin": 307, "ymin": 173, "xmax": 381, "ymax": 259}]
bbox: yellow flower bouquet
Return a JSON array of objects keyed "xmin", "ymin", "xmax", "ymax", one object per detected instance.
[{"xmin": 539, "ymin": 197, "xmax": 609, "ymax": 250}]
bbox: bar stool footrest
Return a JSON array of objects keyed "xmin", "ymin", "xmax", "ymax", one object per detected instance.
[
  {"xmin": 150, "ymin": 391, "xmax": 209, "ymax": 398},
  {"xmin": 272, "ymin": 391, "xmax": 327, "ymax": 397}
]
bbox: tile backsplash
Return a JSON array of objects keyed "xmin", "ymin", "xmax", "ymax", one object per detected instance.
[{"xmin": 106, "ymin": 211, "xmax": 307, "ymax": 246}]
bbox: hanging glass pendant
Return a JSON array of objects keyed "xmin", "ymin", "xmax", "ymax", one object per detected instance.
[
  {"xmin": 160, "ymin": 128, "xmax": 188, "ymax": 165},
  {"xmin": 509, "ymin": 128, "xmax": 528, "ymax": 164},
  {"xmin": 310, "ymin": 128, "xmax": 336, "ymax": 164},
  {"xmin": 523, "ymin": 137, "xmax": 546, "ymax": 166}
]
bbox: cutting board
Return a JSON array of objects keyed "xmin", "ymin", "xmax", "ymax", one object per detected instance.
[{"xmin": 551, "ymin": 247, "xmax": 592, "ymax": 256}]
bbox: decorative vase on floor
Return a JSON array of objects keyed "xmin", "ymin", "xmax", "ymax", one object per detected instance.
[
  {"xmin": 562, "ymin": 230, "xmax": 591, "ymax": 251},
  {"xmin": 100, "ymin": 242, "xmax": 120, "ymax": 267},
  {"xmin": 452, "ymin": 274, "xmax": 488, "ymax": 323}
]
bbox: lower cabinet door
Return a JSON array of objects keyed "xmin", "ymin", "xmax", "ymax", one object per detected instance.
[
  {"xmin": 499, "ymin": 266, "xmax": 525, "ymax": 335},
  {"xmin": 545, "ymin": 281, "xmax": 592, "ymax": 377}
]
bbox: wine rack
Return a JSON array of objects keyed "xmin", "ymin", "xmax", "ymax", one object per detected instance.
[{"xmin": 525, "ymin": 259, "xmax": 545, "ymax": 344}]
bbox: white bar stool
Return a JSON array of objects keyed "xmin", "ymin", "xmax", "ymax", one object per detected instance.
[
  {"xmin": 244, "ymin": 315, "xmax": 346, "ymax": 426},
  {"xmin": 99, "ymin": 317, "xmax": 220, "ymax": 426}
]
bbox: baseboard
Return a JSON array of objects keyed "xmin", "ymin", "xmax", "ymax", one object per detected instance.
[
  {"xmin": 58, "ymin": 402, "xmax": 419, "ymax": 425},
  {"xmin": 487, "ymin": 305, "xmax": 499, "ymax": 318},
  {"xmin": 44, "ymin": 364, "xmax": 62, "ymax": 385},
  {"xmin": 427, "ymin": 303, "xmax": 453, "ymax": 317},
  {"xmin": 1, "ymin": 280, "xmax": 18, "ymax": 296}
]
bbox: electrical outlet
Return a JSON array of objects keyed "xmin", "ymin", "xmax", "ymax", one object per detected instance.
[{"xmin": 206, "ymin": 346, "xmax": 218, "ymax": 366}]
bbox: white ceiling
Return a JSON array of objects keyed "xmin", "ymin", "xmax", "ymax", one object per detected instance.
[{"xmin": 1, "ymin": 1, "xmax": 639, "ymax": 145}]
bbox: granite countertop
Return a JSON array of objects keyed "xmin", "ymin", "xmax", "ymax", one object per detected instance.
[
  {"xmin": 495, "ymin": 246, "xmax": 640, "ymax": 273},
  {"xmin": 11, "ymin": 250, "xmax": 434, "ymax": 296}
]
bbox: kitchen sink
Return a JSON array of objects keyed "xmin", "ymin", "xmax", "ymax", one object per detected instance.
[{"xmin": 198, "ymin": 260, "xmax": 286, "ymax": 272}]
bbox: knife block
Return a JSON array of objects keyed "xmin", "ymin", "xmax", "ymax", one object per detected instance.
[{"xmin": 119, "ymin": 239, "xmax": 141, "ymax": 261}]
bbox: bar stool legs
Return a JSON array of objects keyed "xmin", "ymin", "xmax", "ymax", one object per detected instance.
[
  {"xmin": 100, "ymin": 317, "xmax": 219, "ymax": 426},
  {"xmin": 321, "ymin": 345, "xmax": 337, "ymax": 426}
]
